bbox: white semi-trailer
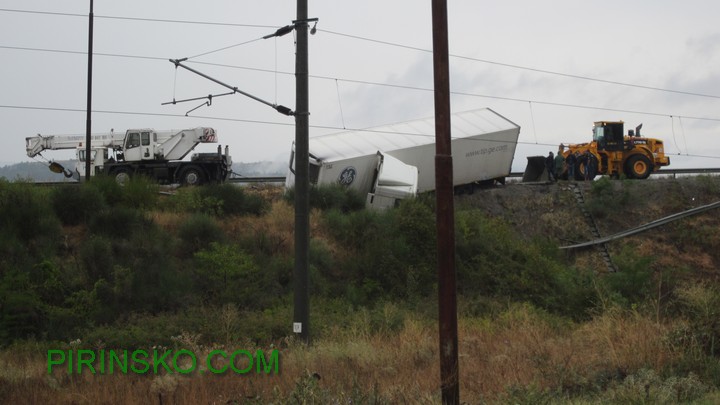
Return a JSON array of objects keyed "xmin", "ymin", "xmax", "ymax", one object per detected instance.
[{"xmin": 286, "ymin": 108, "xmax": 520, "ymax": 209}]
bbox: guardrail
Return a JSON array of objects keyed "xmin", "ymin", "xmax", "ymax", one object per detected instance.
[{"xmin": 507, "ymin": 168, "xmax": 720, "ymax": 178}]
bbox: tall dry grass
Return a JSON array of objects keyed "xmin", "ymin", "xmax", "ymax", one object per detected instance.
[{"xmin": 1, "ymin": 305, "xmax": 690, "ymax": 404}]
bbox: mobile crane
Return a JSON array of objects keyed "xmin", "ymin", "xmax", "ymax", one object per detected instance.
[{"xmin": 26, "ymin": 127, "xmax": 232, "ymax": 185}]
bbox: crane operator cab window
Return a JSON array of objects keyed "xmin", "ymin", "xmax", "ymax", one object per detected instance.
[
  {"xmin": 141, "ymin": 132, "xmax": 151, "ymax": 146},
  {"xmin": 126, "ymin": 132, "xmax": 141, "ymax": 149}
]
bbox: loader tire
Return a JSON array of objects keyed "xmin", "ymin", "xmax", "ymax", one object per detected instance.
[
  {"xmin": 179, "ymin": 165, "xmax": 205, "ymax": 186},
  {"xmin": 574, "ymin": 161, "xmax": 595, "ymax": 181},
  {"xmin": 625, "ymin": 155, "xmax": 652, "ymax": 179}
]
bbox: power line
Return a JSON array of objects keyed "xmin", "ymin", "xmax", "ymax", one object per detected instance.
[
  {"xmin": 4, "ymin": 43, "xmax": 720, "ymax": 124},
  {"xmin": 318, "ymin": 29, "xmax": 720, "ymax": 100},
  {"xmin": 2, "ymin": 103, "xmax": 720, "ymax": 161},
  {"xmin": 0, "ymin": 8, "xmax": 276, "ymax": 28},
  {"xmin": 4, "ymin": 6, "xmax": 720, "ymax": 101}
]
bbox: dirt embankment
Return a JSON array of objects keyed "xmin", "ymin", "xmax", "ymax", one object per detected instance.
[{"xmin": 457, "ymin": 176, "xmax": 720, "ymax": 278}]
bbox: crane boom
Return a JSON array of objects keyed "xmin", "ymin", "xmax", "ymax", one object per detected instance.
[{"xmin": 26, "ymin": 132, "xmax": 124, "ymax": 158}]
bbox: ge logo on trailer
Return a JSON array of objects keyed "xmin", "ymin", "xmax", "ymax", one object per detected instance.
[{"xmin": 338, "ymin": 166, "xmax": 356, "ymax": 186}]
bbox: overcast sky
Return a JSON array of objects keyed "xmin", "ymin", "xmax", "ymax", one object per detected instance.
[{"xmin": 2, "ymin": 1, "xmax": 719, "ymax": 171}]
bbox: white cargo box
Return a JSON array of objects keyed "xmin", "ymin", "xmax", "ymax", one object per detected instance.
[{"xmin": 286, "ymin": 108, "xmax": 520, "ymax": 205}]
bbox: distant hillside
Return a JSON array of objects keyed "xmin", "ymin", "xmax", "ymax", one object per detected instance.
[
  {"xmin": 0, "ymin": 160, "xmax": 286, "ymax": 182},
  {"xmin": 231, "ymin": 160, "xmax": 286, "ymax": 177},
  {"xmin": 0, "ymin": 161, "xmax": 77, "ymax": 182}
]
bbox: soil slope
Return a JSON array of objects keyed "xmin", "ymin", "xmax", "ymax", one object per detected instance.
[{"xmin": 456, "ymin": 176, "xmax": 720, "ymax": 279}]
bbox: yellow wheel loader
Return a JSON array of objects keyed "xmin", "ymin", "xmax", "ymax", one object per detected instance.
[{"xmin": 524, "ymin": 121, "xmax": 670, "ymax": 182}]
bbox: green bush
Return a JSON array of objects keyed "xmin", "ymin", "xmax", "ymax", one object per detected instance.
[
  {"xmin": 121, "ymin": 175, "xmax": 159, "ymax": 209},
  {"xmin": 319, "ymin": 199, "xmax": 438, "ymax": 303},
  {"xmin": 86, "ymin": 174, "xmax": 124, "ymax": 206},
  {"xmin": 603, "ymin": 368, "xmax": 709, "ymax": 404},
  {"xmin": 285, "ymin": 184, "xmax": 365, "ymax": 212},
  {"xmin": 51, "ymin": 184, "xmax": 105, "ymax": 226},
  {"xmin": 168, "ymin": 184, "xmax": 268, "ymax": 216},
  {"xmin": 88, "ymin": 206, "xmax": 149, "ymax": 239},
  {"xmin": 79, "ymin": 236, "xmax": 114, "ymax": 284},
  {"xmin": 193, "ymin": 242, "xmax": 275, "ymax": 308},
  {"xmin": 197, "ymin": 184, "xmax": 249, "ymax": 216},
  {"xmin": 0, "ymin": 179, "xmax": 60, "ymax": 246},
  {"xmin": 178, "ymin": 213, "xmax": 224, "ymax": 254},
  {"xmin": 598, "ymin": 247, "xmax": 654, "ymax": 308},
  {"xmin": 455, "ymin": 210, "xmax": 594, "ymax": 318},
  {"xmin": 586, "ymin": 176, "xmax": 630, "ymax": 218}
]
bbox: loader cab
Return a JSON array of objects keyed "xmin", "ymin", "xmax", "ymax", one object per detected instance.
[{"xmin": 593, "ymin": 121, "xmax": 625, "ymax": 152}]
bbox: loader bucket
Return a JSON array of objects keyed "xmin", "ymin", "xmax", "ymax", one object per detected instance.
[{"xmin": 522, "ymin": 156, "xmax": 549, "ymax": 182}]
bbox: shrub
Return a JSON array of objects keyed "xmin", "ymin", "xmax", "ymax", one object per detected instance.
[
  {"xmin": 177, "ymin": 213, "xmax": 224, "ymax": 254},
  {"xmin": 0, "ymin": 180, "xmax": 60, "ymax": 256},
  {"xmin": 86, "ymin": 174, "xmax": 123, "ymax": 206},
  {"xmin": 193, "ymin": 242, "xmax": 267, "ymax": 307},
  {"xmin": 51, "ymin": 184, "xmax": 105, "ymax": 225},
  {"xmin": 673, "ymin": 281, "xmax": 720, "ymax": 358},
  {"xmin": 121, "ymin": 175, "xmax": 159, "ymax": 209},
  {"xmin": 88, "ymin": 206, "xmax": 149, "ymax": 239},
  {"xmin": 285, "ymin": 184, "xmax": 365, "ymax": 212},
  {"xmin": 455, "ymin": 210, "xmax": 595, "ymax": 318},
  {"xmin": 598, "ymin": 247, "xmax": 654, "ymax": 308},
  {"xmin": 199, "ymin": 183, "xmax": 269, "ymax": 216},
  {"xmin": 169, "ymin": 184, "xmax": 268, "ymax": 216},
  {"xmin": 79, "ymin": 235, "xmax": 114, "ymax": 284},
  {"xmin": 586, "ymin": 176, "xmax": 630, "ymax": 218}
]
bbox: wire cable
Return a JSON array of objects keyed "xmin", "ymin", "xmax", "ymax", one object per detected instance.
[
  {"xmin": 318, "ymin": 29, "xmax": 720, "ymax": 100},
  {"xmin": 186, "ymin": 37, "xmax": 264, "ymax": 60},
  {"xmin": 0, "ymin": 8, "xmax": 276, "ymax": 28},
  {"xmin": 3, "ymin": 7, "xmax": 719, "ymax": 100},
  {"xmin": 3, "ymin": 103, "xmax": 720, "ymax": 160},
  {"xmin": 3, "ymin": 44, "xmax": 720, "ymax": 124}
]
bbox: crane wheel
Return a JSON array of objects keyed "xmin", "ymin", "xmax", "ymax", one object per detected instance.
[
  {"xmin": 112, "ymin": 168, "xmax": 131, "ymax": 185},
  {"xmin": 625, "ymin": 155, "xmax": 652, "ymax": 179},
  {"xmin": 179, "ymin": 165, "xmax": 205, "ymax": 186}
]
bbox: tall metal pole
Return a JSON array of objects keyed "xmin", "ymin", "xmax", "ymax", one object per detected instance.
[
  {"xmin": 85, "ymin": 0, "xmax": 94, "ymax": 182},
  {"xmin": 293, "ymin": 0, "xmax": 311, "ymax": 344},
  {"xmin": 431, "ymin": 0, "xmax": 459, "ymax": 403}
]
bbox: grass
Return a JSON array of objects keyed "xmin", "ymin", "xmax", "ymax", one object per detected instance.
[{"xmin": 1, "ymin": 304, "xmax": 717, "ymax": 404}]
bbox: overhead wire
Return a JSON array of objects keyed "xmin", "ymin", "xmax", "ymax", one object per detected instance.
[
  {"xmin": 3, "ymin": 43, "xmax": 720, "ymax": 125},
  {"xmin": 317, "ymin": 29, "xmax": 720, "ymax": 100},
  {"xmin": 3, "ymin": 7, "xmax": 719, "ymax": 100},
  {"xmin": 0, "ymin": 8, "xmax": 276, "ymax": 28},
  {"xmin": 2, "ymin": 7, "xmax": 720, "ymax": 161},
  {"xmin": 3, "ymin": 102, "xmax": 720, "ymax": 161}
]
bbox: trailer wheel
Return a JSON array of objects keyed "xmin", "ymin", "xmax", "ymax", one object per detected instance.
[
  {"xmin": 112, "ymin": 168, "xmax": 131, "ymax": 185},
  {"xmin": 179, "ymin": 165, "xmax": 205, "ymax": 186},
  {"xmin": 625, "ymin": 155, "xmax": 652, "ymax": 179}
]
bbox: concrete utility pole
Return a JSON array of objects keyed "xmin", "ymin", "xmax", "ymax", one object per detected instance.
[
  {"xmin": 293, "ymin": 0, "xmax": 311, "ymax": 344},
  {"xmin": 431, "ymin": 0, "xmax": 460, "ymax": 403},
  {"xmin": 85, "ymin": 0, "xmax": 94, "ymax": 182}
]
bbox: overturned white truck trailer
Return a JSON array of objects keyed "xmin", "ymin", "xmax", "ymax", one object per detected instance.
[{"xmin": 285, "ymin": 108, "xmax": 520, "ymax": 209}]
